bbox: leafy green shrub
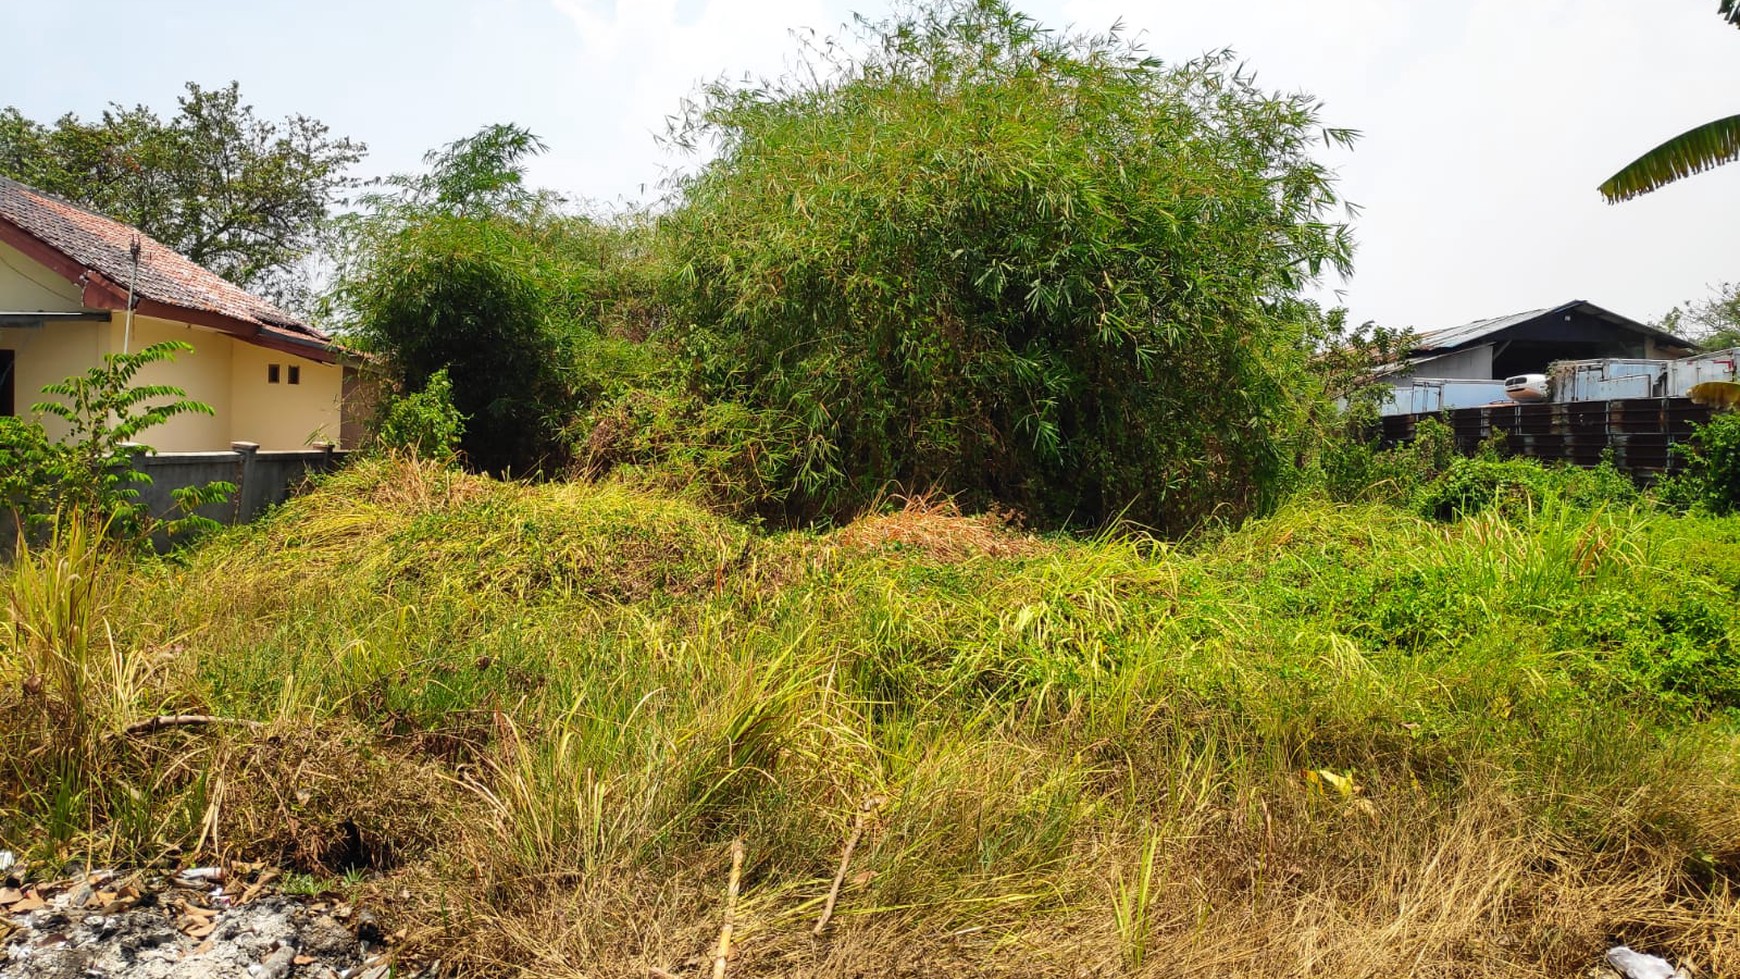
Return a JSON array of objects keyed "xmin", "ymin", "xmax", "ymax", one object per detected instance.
[
  {"xmin": 0, "ymin": 341, "xmax": 232, "ymax": 544},
  {"xmin": 1554, "ymin": 454, "xmax": 1641, "ymax": 510},
  {"xmin": 1414, "ymin": 457, "xmax": 1555, "ymax": 521},
  {"xmin": 377, "ymin": 368, "xmax": 465, "ymax": 460},
  {"xmin": 1411, "ymin": 450, "xmax": 1640, "ymax": 522},
  {"xmin": 1323, "ymin": 416, "xmax": 1458, "ymax": 504},
  {"xmin": 664, "ymin": 0, "xmax": 1356, "ymax": 531},
  {"xmin": 330, "ymin": 126, "xmax": 589, "ymax": 475},
  {"xmin": 341, "ymin": 214, "xmax": 571, "ymax": 474},
  {"xmin": 1550, "ymin": 587, "xmax": 1740, "ymax": 712},
  {"xmin": 1660, "ymin": 412, "xmax": 1740, "ymax": 514},
  {"xmin": 0, "ymin": 415, "xmax": 60, "ymax": 518}
]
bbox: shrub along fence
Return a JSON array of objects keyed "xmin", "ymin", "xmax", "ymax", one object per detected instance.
[
  {"xmin": 1380, "ymin": 397, "xmax": 1713, "ymax": 480},
  {"xmin": 4, "ymin": 442, "xmax": 345, "ymax": 557},
  {"xmin": 133, "ymin": 442, "xmax": 346, "ymax": 531}
]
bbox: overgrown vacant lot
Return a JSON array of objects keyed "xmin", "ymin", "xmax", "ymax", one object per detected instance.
[{"xmin": 5, "ymin": 457, "xmax": 1740, "ymax": 977}]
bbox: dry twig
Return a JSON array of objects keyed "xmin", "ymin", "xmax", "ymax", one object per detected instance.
[
  {"xmin": 713, "ymin": 839, "xmax": 745, "ymax": 979},
  {"xmin": 124, "ymin": 715, "xmax": 263, "ymax": 737},
  {"xmin": 814, "ymin": 795, "xmax": 886, "ymax": 936}
]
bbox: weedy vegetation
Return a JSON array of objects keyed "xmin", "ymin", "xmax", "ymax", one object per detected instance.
[
  {"xmin": 3, "ymin": 457, "xmax": 1738, "ymax": 977},
  {"xmin": 4, "ymin": 2, "xmax": 1740, "ymax": 977}
]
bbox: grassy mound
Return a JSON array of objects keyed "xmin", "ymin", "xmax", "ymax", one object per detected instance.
[{"xmin": 4, "ymin": 459, "xmax": 1739, "ymax": 977}]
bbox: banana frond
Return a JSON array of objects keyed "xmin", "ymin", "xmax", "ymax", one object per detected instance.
[
  {"xmin": 1724, "ymin": 0, "xmax": 1740, "ymax": 28},
  {"xmin": 1600, "ymin": 114, "xmax": 1740, "ymax": 202}
]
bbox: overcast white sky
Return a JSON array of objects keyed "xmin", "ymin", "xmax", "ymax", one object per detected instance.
[{"xmin": 5, "ymin": 0, "xmax": 1740, "ymax": 332}]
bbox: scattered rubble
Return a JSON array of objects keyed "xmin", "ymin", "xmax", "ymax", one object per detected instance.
[{"xmin": 1, "ymin": 861, "xmax": 420, "ymax": 979}]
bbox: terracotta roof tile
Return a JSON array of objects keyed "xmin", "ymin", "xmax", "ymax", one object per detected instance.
[{"xmin": 0, "ymin": 176, "xmax": 331, "ymax": 352}]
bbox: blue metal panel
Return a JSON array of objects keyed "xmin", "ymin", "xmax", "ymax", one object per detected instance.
[
  {"xmin": 1666, "ymin": 348, "xmax": 1739, "ymax": 397},
  {"xmin": 1380, "ymin": 379, "xmax": 1509, "ymax": 417}
]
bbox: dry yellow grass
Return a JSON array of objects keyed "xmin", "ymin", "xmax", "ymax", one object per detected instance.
[{"xmin": 833, "ymin": 494, "xmax": 1048, "ymax": 562}]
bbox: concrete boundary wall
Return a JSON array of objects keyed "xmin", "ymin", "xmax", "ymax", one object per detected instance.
[
  {"xmin": 131, "ymin": 442, "xmax": 347, "ymax": 528},
  {"xmin": 2, "ymin": 444, "xmax": 344, "ymax": 558}
]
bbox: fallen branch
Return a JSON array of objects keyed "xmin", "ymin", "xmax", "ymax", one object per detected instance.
[
  {"xmin": 814, "ymin": 795, "xmax": 886, "ymax": 936},
  {"xmin": 124, "ymin": 715, "xmax": 263, "ymax": 737},
  {"xmin": 712, "ymin": 839, "xmax": 745, "ymax": 979}
]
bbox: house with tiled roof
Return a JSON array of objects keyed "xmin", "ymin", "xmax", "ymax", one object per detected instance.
[{"xmin": 0, "ymin": 176, "xmax": 345, "ymax": 451}]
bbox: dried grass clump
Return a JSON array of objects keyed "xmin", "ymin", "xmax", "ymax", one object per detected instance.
[
  {"xmin": 189, "ymin": 454, "xmax": 751, "ymax": 607},
  {"xmin": 834, "ymin": 494, "xmax": 1048, "ymax": 562},
  {"xmin": 214, "ymin": 719, "xmax": 458, "ymax": 874}
]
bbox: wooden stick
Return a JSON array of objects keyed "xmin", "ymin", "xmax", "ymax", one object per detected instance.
[
  {"xmin": 813, "ymin": 795, "xmax": 885, "ymax": 936},
  {"xmin": 124, "ymin": 715, "xmax": 263, "ymax": 737},
  {"xmin": 712, "ymin": 839, "xmax": 745, "ymax": 979}
]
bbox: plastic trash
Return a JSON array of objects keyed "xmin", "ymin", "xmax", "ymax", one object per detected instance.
[{"xmin": 1605, "ymin": 946, "xmax": 1686, "ymax": 979}]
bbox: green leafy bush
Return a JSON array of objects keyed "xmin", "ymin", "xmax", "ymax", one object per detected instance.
[
  {"xmin": 1415, "ymin": 457, "xmax": 1532, "ymax": 521},
  {"xmin": 330, "ymin": 125, "xmax": 587, "ymax": 475},
  {"xmin": 0, "ymin": 341, "xmax": 233, "ymax": 544},
  {"xmin": 340, "ymin": 214, "xmax": 571, "ymax": 474},
  {"xmin": 1322, "ymin": 416, "xmax": 1458, "ymax": 504},
  {"xmin": 1660, "ymin": 412, "xmax": 1740, "ymax": 514},
  {"xmin": 377, "ymin": 368, "xmax": 466, "ymax": 460},
  {"xmin": 664, "ymin": 0, "xmax": 1356, "ymax": 531}
]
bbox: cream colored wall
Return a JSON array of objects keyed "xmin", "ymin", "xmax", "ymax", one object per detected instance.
[
  {"xmin": 0, "ymin": 239, "xmax": 84, "ymax": 311},
  {"xmin": 227, "ymin": 342, "xmax": 342, "ymax": 449},
  {"xmin": 106, "ymin": 315, "xmax": 234, "ymax": 451},
  {"xmin": 0, "ymin": 241, "xmax": 100, "ymax": 439},
  {"xmin": 5, "ymin": 318, "xmax": 107, "ymax": 441}
]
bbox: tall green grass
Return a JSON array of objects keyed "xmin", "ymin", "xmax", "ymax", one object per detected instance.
[{"xmin": 4, "ymin": 457, "xmax": 1738, "ymax": 976}]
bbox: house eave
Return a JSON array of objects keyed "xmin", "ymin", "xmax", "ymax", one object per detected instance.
[{"xmin": 0, "ymin": 216, "xmax": 339, "ymax": 365}]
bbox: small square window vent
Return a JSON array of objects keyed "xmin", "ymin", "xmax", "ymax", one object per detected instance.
[
  {"xmin": 267, "ymin": 364, "xmax": 280, "ymax": 383},
  {"xmin": 288, "ymin": 365, "xmax": 301, "ymax": 385}
]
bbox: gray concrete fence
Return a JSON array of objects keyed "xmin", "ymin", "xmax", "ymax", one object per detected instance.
[
  {"xmin": 131, "ymin": 441, "xmax": 347, "ymax": 530},
  {"xmin": 3, "ymin": 443, "xmax": 345, "ymax": 557}
]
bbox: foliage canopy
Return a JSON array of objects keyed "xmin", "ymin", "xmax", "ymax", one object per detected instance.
[
  {"xmin": 1658, "ymin": 280, "xmax": 1740, "ymax": 352},
  {"xmin": 1599, "ymin": 4, "xmax": 1740, "ymax": 201},
  {"xmin": 664, "ymin": 0, "xmax": 1357, "ymax": 530},
  {"xmin": 331, "ymin": 126, "xmax": 584, "ymax": 475}
]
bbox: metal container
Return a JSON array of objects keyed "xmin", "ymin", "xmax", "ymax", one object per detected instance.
[
  {"xmin": 1381, "ymin": 378, "xmax": 1510, "ymax": 416},
  {"xmin": 1550, "ymin": 358, "xmax": 1665, "ymax": 402},
  {"xmin": 1666, "ymin": 348, "xmax": 1738, "ymax": 398}
]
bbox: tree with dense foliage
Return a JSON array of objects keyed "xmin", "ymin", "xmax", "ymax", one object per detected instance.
[
  {"xmin": 329, "ymin": 125, "xmax": 577, "ymax": 474},
  {"xmin": 1658, "ymin": 281, "xmax": 1740, "ymax": 351},
  {"xmin": 0, "ymin": 82, "xmax": 363, "ymax": 306},
  {"xmin": 663, "ymin": 0, "xmax": 1357, "ymax": 530},
  {"xmin": 1599, "ymin": 3, "xmax": 1740, "ymax": 201}
]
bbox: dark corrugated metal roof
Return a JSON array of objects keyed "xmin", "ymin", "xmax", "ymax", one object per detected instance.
[{"xmin": 1411, "ymin": 300, "xmax": 1690, "ymax": 353}]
